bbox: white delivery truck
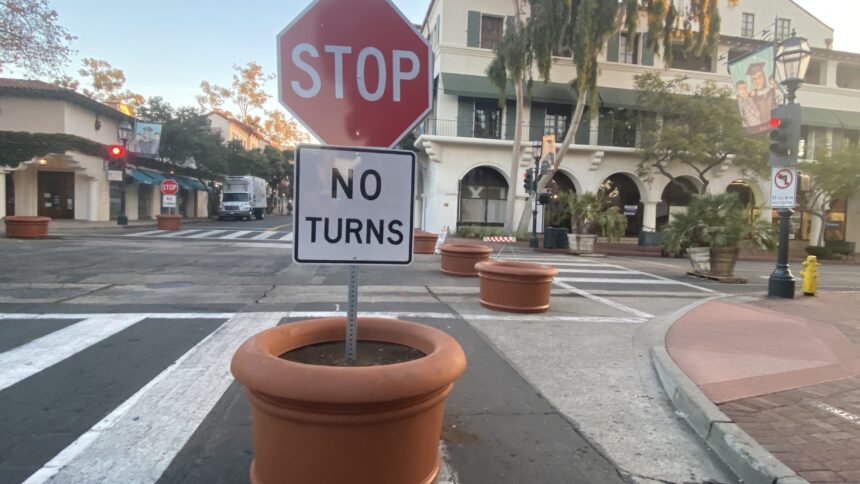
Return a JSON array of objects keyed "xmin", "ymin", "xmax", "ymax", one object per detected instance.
[{"xmin": 219, "ymin": 176, "xmax": 268, "ymax": 220}]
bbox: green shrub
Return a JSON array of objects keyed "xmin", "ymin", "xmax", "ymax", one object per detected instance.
[{"xmin": 805, "ymin": 246, "xmax": 834, "ymax": 260}]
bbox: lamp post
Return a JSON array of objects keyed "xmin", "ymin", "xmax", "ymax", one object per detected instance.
[
  {"xmin": 768, "ymin": 36, "xmax": 812, "ymax": 299},
  {"xmin": 529, "ymin": 140, "xmax": 541, "ymax": 248},
  {"xmin": 116, "ymin": 120, "xmax": 133, "ymax": 225}
]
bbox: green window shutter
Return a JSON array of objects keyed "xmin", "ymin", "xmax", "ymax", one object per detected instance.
[
  {"xmin": 467, "ymin": 11, "xmax": 481, "ymax": 48},
  {"xmin": 641, "ymin": 33, "xmax": 655, "ymax": 66},
  {"xmin": 458, "ymin": 97, "xmax": 475, "ymax": 137},
  {"xmin": 529, "ymin": 102, "xmax": 546, "ymax": 142},
  {"xmin": 506, "ymin": 16, "xmax": 514, "ymax": 32},
  {"xmin": 505, "ymin": 101, "xmax": 517, "ymax": 140},
  {"xmin": 598, "ymin": 109, "xmax": 614, "ymax": 146},
  {"xmin": 575, "ymin": 108, "xmax": 590, "ymax": 145},
  {"xmin": 606, "ymin": 34, "xmax": 620, "ymax": 63}
]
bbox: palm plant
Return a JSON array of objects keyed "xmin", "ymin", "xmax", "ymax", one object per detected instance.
[
  {"xmin": 553, "ymin": 182, "xmax": 628, "ymax": 242},
  {"xmin": 662, "ymin": 193, "xmax": 776, "ymax": 253}
]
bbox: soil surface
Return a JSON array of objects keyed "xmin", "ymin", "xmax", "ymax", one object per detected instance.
[{"xmin": 280, "ymin": 341, "xmax": 426, "ymax": 367}]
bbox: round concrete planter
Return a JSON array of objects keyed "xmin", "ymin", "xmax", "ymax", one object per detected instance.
[
  {"xmin": 155, "ymin": 214, "xmax": 182, "ymax": 231},
  {"xmin": 439, "ymin": 243, "xmax": 492, "ymax": 276},
  {"xmin": 3, "ymin": 216, "xmax": 51, "ymax": 239},
  {"xmin": 413, "ymin": 230, "xmax": 437, "ymax": 254},
  {"xmin": 231, "ymin": 317, "xmax": 467, "ymax": 484},
  {"xmin": 475, "ymin": 260, "xmax": 559, "ymax": 313}
]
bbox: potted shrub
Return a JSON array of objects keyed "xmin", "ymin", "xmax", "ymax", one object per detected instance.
[
  {"xmin": 554, "ymin": 184, "xmax": 627, "ymax": 254},
  {"xmin": 662, "ymin": 193, "xmax": 775, "ymax": 277}
]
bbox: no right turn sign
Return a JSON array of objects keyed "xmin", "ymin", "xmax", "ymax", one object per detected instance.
[{"xmin": 770, "ymin": 167, "xmax": 798, "ymax": 208}]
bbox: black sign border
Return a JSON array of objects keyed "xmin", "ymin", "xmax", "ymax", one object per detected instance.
[{"xmin": 293, "ymin": 144, "xmax": 416, "ymax": 265}]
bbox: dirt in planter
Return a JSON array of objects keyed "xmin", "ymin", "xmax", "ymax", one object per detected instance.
[{"xmin": 280, "ymin": 341, "xmax": 425, "ymax": 367}]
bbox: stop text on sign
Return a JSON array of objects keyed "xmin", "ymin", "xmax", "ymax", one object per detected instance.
[
  {"xmin": 290, "ymin": 45, "xmax": 419, "ymax": 102},
  {"xmin": 293, "ymin": 145, "xmax": 415, "ymax": 265}
]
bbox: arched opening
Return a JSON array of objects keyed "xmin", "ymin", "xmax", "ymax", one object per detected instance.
[
  {"xmin": 543, "ymin": 171, "xmax": 576, "ymax": 231},
  {"xmin": 604, "ymin": 173, "xmax": 642, "ymax": 236},
  {"xmin": 4, "ymin": 173, "xmax": 15, "ymax": 216},
  {"xmin": 726, "ymin": 179, "xmax": 758, "ymax": 221},
  {"xmin": 657, "ymin": 177, "xmax": 700, "ymax": 230},
  {"xmin": 458, "ymin": 166, "xmax": 508, "ymax": 227}
]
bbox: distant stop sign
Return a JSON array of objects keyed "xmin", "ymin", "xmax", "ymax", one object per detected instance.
[
  {"xmin": 278, "ymin": 0, "xmax": 432, "ymax": 148},
  {"xmin": 160, "ymin": 179, "xmax": 179, "ymax": 196}
]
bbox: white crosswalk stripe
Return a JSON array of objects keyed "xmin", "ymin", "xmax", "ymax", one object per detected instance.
[
  {"xmin": 122, "ymin": 228, "xmax": 294, "ymax": 244},
  {"xmin": 251, "ymin": 231, "xmax": 277, "ymax": 240}
]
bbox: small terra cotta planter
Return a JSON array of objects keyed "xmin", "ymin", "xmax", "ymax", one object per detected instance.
[
  {"xmin": 413, "ymin": 230, "xmax": 438, "ymax": 254},
  {"xmin": 156, "ymin": 214, "xmax": 182, "ymax": 231},
  {"xmin": 476, "ymin": 260, "xmax": 559, "ymax": 313},
  {"xmin": 439, "ymin": 243, "xmax": 492, "ymax": 276},
  {"xmin": 231, "ymin": 317, "xmax": 467, "ymax": 484},
  {"xmin": 3, "ymin": 216, "xmax": 51, "ymax": 239}
]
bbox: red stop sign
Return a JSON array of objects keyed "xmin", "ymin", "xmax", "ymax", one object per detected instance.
[
  {"xmin": 160, "ymin": 179, "xmax": 179, "ymax": 196},
  {"xmin": 278, "ymin": 0, "xmax": 432, "ymax": 148}
]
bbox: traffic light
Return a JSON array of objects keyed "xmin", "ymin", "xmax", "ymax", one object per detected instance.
[
  {"xmin": 538, "ymin": 192, "xmax": 551, "ymax": 205},
  {"xmin": 768, "ymin": 104, "xmax": 802, "ymax": 167},
  {"xmin": 523, "ymin": 168, "xmax": 534, "ymax": 194},
  {"xmin": 107, "ymin": 144, "xmax": 125, "ymax": 159}
]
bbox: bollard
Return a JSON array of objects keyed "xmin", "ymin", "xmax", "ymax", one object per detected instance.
[{"xmin": 800, "ymin": 255, "xmax": 818, "ymax": 296}]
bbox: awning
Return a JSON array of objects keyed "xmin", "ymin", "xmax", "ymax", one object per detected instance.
[
  {"xmin": 802, "ymin": 107, "xmax": 860, "ymax": 130},
  {"xmin": 126, "ymin": 168, "xmax": 157, "ymax": 185},
  {"xmin": 139, "ymin": 169, "xmax": 166, "ymax": 183},
  {"xmin": 178, "ymin": 176, "xmax": 208, "ymax": 191},
  {"xmin": 441, "ymin": 73, "xmax": 642, "ymax": 107}
]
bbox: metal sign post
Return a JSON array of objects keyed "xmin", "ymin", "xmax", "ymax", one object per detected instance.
[{"xmin": 346, "ymin": 265, "xmax": 359, "ymax": 360}]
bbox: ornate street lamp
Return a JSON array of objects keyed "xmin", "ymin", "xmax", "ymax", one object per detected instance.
[
  {"xmin": 116, "ymin": 120, "xmax": 133, "ymax": 226},
  {"xmin": 768, "ymin": 36, "xmax": 811, "ymax": 299}
]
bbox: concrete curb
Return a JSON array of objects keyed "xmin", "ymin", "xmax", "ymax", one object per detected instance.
[{"xmin": 651, "ymin": 345, "xmax": 809, "ymax": 484}]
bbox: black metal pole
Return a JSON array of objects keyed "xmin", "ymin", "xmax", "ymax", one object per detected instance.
[
  {"xmin": 768, "ymin": 208, "xmax": 795, "ymax": 297},
  {"xmin": 117, "ymin": 139, "xmax": 128, "ymax": 226},
  {"xmin": 529, "ymin": 155, "xmax": 539, "ymax": 248}
]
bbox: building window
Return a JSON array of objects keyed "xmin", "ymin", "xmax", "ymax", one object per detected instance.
[
  {"xmin": 474, "ymin": 99, "xmax": 502, "ymax": 139},
  {"xmin": 480, "ymin": 15, "xmax": 503, "ymax": 50},
  {"xmin": 836, "ymin": 63, "xmax": 860, "ymax": 90},
  {"xmin": 619, "ymin": 34, "xmax": 638, "ymax": 64},
  {"xmin": 776, "ymin": 18, "xmax": 791, "ymax": 42},
  {"xmin": 825, "ymin": 198, "xmax": 848, "ymax": 242},
  {"xmin": 459, "ymin": 167, "xmax": 508, "ymax": 226},
  {"xmin": 544, "ymin": 104, "xmax": 572, "ymax": 139},
  {"xmin": 741, "ymin": 13, "xmax": 755, "ymax": 38},
  {"xmin": 598, "ymin": 108, "xmax": 637, "ymax": 148}
]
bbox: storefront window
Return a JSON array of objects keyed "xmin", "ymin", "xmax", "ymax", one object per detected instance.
[
  {"xmin": 825, "ymin": 198, "xmax": 848, "ymax": 242},
  {"xmin": 459, "ymin": 167, "xmax": 507, "ymax": 226}
]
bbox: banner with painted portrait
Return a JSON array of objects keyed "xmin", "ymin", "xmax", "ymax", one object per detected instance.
[
  {"xmin": 129, "ymin": 121, "xmax": 163, "ymax": 157},
  {"xmin": 540, "ymin": 134, "xmax": 556, "ymax": 176},
  {"xmin": 728, "ymin": 45, "xmax": 784, "ymax": 135}
]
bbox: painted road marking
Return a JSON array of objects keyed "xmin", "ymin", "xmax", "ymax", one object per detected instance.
[
  {"xmin": 279, "ymin": 232, "xmax": 294, "ymax": 241},
  {"xmin": 188, "ymin": 230, "xmax": 227, "ymax": 238},
  {"xmin": 814, "ymin": 402, "xmax": 860, "ymax": 426},
  {"xmin": 156, "ymin": 229, "xmax": 200, "ymax": 237},
  {"xmin": 220, "ymin": 230, "xmax": 253, "ymax": 239},
  {"xmin": 127, "ymin": 230, "xmax": 165, "ymax": 237},
  {"xmin": 0, "ymin": 314, "xmax": 148, "ymax": 392},
  {"xmin": 251, "ymin": 231, "xmax": 278, "ymax": 240},
  {"xmin": 556, "ymin": 277, "xmax": 688, "ymax": 285},
  {"xmin": 553, "ymin": 281, "xmax": 655, "ymax": 320},
  {"xmin": 22, "ymin": 312, "xmax": 273, "ymax": 484},
  {"xmin": 556, "ymin": 269, "xmax": 650, "ymax": 275}
]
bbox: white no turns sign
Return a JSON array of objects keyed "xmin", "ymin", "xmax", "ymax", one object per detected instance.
[{"xmin": 293, "ymin": 145, "xmax": 415, "ymax": 264}]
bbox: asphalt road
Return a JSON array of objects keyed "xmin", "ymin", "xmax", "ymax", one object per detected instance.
[{"xmin": 3, "ymin": 217, "xmax": 857, "ymax": 483}]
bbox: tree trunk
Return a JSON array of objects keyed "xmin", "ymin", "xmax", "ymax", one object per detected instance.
[
  {"xmin": 516, "ymin": 88, "xmax": 589, "ymax": 234},
  {"xmin": 504, "ymin": 78, "xmax": 525, "ymax": 236}
]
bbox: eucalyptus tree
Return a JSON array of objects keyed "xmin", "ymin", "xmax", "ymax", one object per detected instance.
[{"xmin": 488, "ymin": 0, "xmax": 737, "ymax": 233}]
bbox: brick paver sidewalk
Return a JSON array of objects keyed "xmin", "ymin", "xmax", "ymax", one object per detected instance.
[{"xmin": 668, "ymin": 294, "xmax": 860, "ymax": 483}]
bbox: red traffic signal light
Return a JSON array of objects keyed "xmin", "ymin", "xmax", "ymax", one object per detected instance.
[
  {"xmin": 108, "ymin": 145, "xmax": 125, "ymax": 158},
  {"xmin": 769, "ymin": 118, "xmax": 781, "ymax": 129}
]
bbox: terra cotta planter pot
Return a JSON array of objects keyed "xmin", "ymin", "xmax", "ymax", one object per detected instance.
[
  {"xmin": 230, "ymin": 317, "xmax": 467, "ymax": 484},
  {"xmin": 439, "ymin": 243, "xmax": 492, "ymax": 276},
  {"xmin": 156, "ymin": 214, "xmax": 182, "ymax": 231},
  {"xmin": 413, "ymin": 230, "xmax": 438, "ymax": 254},
  {"xmin": 3, "ymin": 216, "xmax": 51, "ymax": 239},
  {"xmin": 475, "ymin": 260, "xmax": 559, "ymax": 313}
]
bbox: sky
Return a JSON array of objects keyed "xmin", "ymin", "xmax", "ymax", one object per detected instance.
[{"xmin": 46, "ymin": 0, "xmax": 860, "ymax": 115}]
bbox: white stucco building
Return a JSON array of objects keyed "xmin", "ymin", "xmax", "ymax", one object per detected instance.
[
  {"xmin": 206, "ymin": 112, "xmax": 270, "ymax": 151},
  {"xmin": 0, "ymin": 79, "xmax": 210, "ymax": 221},
  {"xmin": 414, "ymin": 0, "xmax": 860, "ymax": 251}
]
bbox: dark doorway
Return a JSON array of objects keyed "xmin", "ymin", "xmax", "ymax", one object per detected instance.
[
  {"xmin": 605, "ymin": 173, "xmax": 642, "ymax": 236},
  {"xmin": 544, "ymin": 172, "xmax": 576, "ymax": 231},
  {"xmin": 37, "ymin": 171, "xmax": 74, "ymax": 219},
  {"xmin": 5, "ymin": 173, "xmax": 14, "ymax": 216},
  {"xmin": 657, "ymin": 178, "xmax": 699, "ymax": 230},
  {"xmin": 138, "ymin": 185, "xmax": 152, "ymax": 219}
]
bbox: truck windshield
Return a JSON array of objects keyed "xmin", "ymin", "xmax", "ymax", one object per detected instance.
[{"xmin": 223, "ymin": 193, "xmax": 249, "ymax": 202}]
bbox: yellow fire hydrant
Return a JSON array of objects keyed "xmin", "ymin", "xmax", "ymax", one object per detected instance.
[{"xmin": 800, "ymin": 255, "xmax": 818, "ymax": 296}]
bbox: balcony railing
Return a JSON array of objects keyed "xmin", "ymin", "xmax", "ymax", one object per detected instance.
[{"xmin": 418, "ymin": 118, "xmax": 634, "ymax": 148}]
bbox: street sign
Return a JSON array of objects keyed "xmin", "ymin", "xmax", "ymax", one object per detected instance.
[
  {"xmin": 293, "ymin": 145, "xmax": 415, "ymax": 264},
  {"xmin": 160, "ymin": 179, "xmax": 179, "ymax": 196},
  {"xmin": 162, "ymin": 194, "xmax": 177, "ymax": 208},
  {"xmin": 277, "ymin": 0, "xmax": 432, "ymax": 148},
  {"xmin": 107, "ymin": 170, "xmax": 123, "ymax": 182},
  {"xmin": 770, "ymin": 166, "xmax": 798, "ymax": 208}
]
